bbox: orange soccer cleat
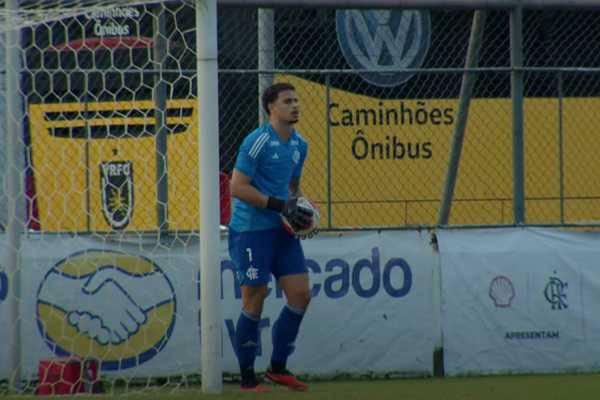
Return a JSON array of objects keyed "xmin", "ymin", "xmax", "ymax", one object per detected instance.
[
  {"xmin": 265, "ymin": 368, "xmax": 308, "ymax": 391},
  {"xmin": 240, "ymin": 382, "xmax": 271, "ymax": 393}
]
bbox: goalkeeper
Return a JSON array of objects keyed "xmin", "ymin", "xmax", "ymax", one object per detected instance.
[{"xmin": 228, "ymin": 82, "xmax": 313, "ymax": 392}]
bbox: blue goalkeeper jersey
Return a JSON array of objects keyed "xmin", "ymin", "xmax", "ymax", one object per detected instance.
[{"xmin": 229, "ymin": 123, "xmax": 308, "ymax": 232}]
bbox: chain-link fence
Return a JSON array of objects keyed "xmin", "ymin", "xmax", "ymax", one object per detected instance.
[
  {"xmin": 220, "ymin": 8, "xmax": 600, "ymax": 229},
  {"xmin": 7, "ymin": 4, "xmax": 600, "ymax": 233}
]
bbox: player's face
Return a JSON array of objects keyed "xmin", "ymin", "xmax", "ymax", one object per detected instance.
[{"xmin": 270, "ymin": 90, "xmax": 300, "ymax": 124}]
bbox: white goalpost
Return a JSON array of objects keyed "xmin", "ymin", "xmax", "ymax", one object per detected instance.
[
  {"xmin": 195, "ymin": 0, "xmax": 222, "ymax": 394},
  {"xmin": 4, "ymin": 0, "xmax": 25, "ymax": 392}
]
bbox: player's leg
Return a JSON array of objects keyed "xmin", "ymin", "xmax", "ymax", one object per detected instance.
[
  {"xmin": 228, "ymin": 229, "xmax": 276, "ymax": 392},
  {"xmin": 272, "ymin": 273, "xmax": 310, "ymax": 370},
  {"xmin": 237, "ymin": 285, "xmax": 270, "ymax": 392},
  {"xmin": 267, "ymin": 231, "xmax": 310, "ymax": 391}
]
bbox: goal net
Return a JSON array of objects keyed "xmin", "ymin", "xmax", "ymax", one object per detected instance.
[{"xmin": 0, "ymin": 0, "xmax": 216, "ymax": 394}]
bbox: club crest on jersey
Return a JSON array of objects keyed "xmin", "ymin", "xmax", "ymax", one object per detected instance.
[
  {"xmin": 100, "ymin": 161, "xmax": 134, "ymax": 229},
  {"xmin": 292, "ymin": 150, "xmax": 301, "ymax": 164}
]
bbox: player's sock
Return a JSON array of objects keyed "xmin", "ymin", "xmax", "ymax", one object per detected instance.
[
  {"xmin": 235, "ymin": 310, "xmax": 260, "ymax": 370},
  {"xmin": 271, "ymin": 304, "xmax": 304, "ymax": 366},
  {"xmin": 270, "ymin": 361, "xmax": 287, "ymax": 374},
  {"xmin": 240, "ymin": 367, "xmax": 257, "ymax": 386},
  {"xmin": 240, "ymin": 367, "xmax": 271, "ymax": 392}
]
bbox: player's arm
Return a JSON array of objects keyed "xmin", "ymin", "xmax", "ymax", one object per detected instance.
[
  {"xmin": 289, "ymin": 177, "xmax": 303, "ymax": 198},
  {"xmin": 231, "ymin": 168, "xmax": 311, "ymax": 229},
  {"xmin": 230, "ymin": 168, "xmax": 269, "ymax": 209}
]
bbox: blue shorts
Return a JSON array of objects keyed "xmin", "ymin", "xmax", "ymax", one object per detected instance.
[{"xmin": 228, "ymin": 226, "xmax": 307, "ymax": 286}]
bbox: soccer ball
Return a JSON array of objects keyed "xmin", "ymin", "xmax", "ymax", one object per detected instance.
[{"xmin": 281, "ymin": 197, "xmax": 320, "ymax": 239}]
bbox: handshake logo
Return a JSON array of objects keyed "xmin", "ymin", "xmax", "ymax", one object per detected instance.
[{"xmin": 37, "ymin": 250, "xmax": 176, "ymax": 369}]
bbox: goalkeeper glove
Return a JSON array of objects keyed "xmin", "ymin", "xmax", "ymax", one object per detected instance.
[{"xmin": 267, "ymin": 197, "xmax": 313, "ymax": 231}]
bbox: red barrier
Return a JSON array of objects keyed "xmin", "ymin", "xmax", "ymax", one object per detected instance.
[{"xmin": 35, "ymin": 358, "xmax": 101, "ymax": 395}]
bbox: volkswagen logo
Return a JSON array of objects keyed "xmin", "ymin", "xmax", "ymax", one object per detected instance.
[{"xmin": 336, "ymin": 9, "xmax": 431, "ymax": 87}]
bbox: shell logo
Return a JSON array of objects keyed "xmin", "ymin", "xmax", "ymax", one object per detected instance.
[
  {"xmin": 36, "ymin": 250, "xmax": 176, "ymax": 370},
  {"xmin": 489, "ymin": 275, "xmax": 515, "ymax": 308}
]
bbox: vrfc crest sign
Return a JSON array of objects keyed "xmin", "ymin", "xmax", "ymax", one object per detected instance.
[{"xmin": 100, "ymin": 161, "xmax": 134, "ymax": 229}]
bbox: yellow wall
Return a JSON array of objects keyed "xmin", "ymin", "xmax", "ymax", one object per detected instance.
[
  {"xmin": 29, "ymin": 100, "xmax": 198, "ymax": 232},
  {"xmin": 283, "ymin": 75, "xmax": 600, "ymax": 227},
  {"xmin": 29, "ymin": 77, "xmax": 600, "ymax": 232}
]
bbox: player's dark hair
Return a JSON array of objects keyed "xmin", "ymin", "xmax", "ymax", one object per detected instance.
[{"xmin": 262, "ymin": 82, "xmax": 296, "ymax": 115}]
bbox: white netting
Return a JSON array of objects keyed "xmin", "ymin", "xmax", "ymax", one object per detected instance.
[
  {"xmin": 0, "ymin": 1, "xmax": 207, "ymax": 394},
  {"xmin": 0, "ymin": 1, "xmax": 193, "ymax": 32}
]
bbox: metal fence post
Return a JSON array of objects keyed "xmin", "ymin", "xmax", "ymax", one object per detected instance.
[
  {"xmin": 258, "ymin": 8, "xmax": 274, "ymax": 124},
  {"xmin": 510, "ymin": 5, "xmax": 525, "ymax": 224},
  {"xmin": 155, "ymin": 3, "xmax": 169, "ymax": 236},
  {"xmin": 558, "ymin": 71, "xmax": 565, "ymax": 224},
  {"xmin": 325, "ymin": 74, "xmax": 332, "ymax": 228},
  {"xmin": 438, "ymin": 11, "xmax": 487, "ymax": 225}
]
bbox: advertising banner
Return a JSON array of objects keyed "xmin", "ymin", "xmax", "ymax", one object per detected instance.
[
  {"xmin": 439, "ymin": 227, "xmax": 600, "ymax": 375},
  {"xmin": 0, "ymin": 230, "xmax": 436, "ymax": 379}
]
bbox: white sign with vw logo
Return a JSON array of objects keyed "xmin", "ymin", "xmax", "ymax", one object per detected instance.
[{"xmin": 336, "ymin": 9, "xmax": 431, "ymax": 87}]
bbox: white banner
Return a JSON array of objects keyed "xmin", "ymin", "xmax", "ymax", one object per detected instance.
[
  {"xmin": 17, "ymin": 235, "xmax": 203, "ymax": 378},
  {"xmin": 0, "ymin": 230, "xmax": 436, "ymax": 379},
  {"xmin": 246, "ymin": 230, "xmax": 437, "ymax": 376},
  {"xmin": 439, "ymin": 227, "xmax": 600, "ymax": 375}
]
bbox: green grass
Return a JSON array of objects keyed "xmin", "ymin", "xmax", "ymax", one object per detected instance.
[{"xmin": 3, "ymin": 373, "xmax": 600, "ymax": 400}]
